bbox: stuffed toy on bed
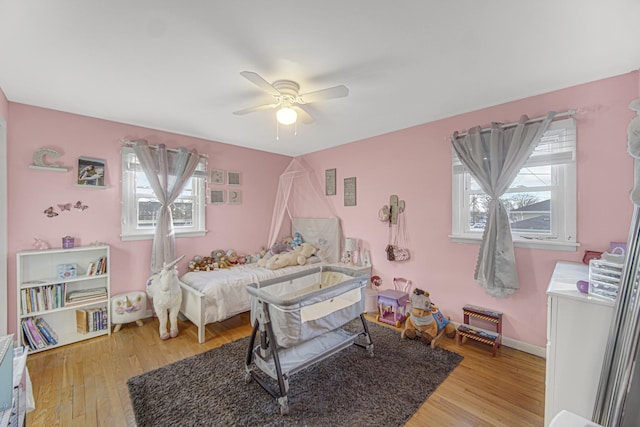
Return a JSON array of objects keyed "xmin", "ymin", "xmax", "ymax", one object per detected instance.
[
  {"xmin": 257, "ymin": 241, "xmax": 291, "ymax": 267},
  {"xmin": 265, "ymin": 242, "xmax": 316, "ymax": 270}
]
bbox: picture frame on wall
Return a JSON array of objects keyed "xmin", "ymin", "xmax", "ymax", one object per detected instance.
[
  {"xmin": 228, "ymin": 189, "xmax": 242, "ymax": 204},
  {"xmin": 76, "ymin": 157, "xmax": 106, "ymax": 188},
  {"xmin": 209, "ymin": 169, "xmax": 225, "ymax": 185},
  {"xmin": 228, "ymin": 171, "xmax": 241, "ymax": 186},
  {"xmin": 344, "ymin": 177, "xmax": 356, "ymax": 206},
  {"xmin": 325, "ymin": 168, "xmax": 336, "ymax": 196},
  {"xmin": 210, "ymin": 189, "xmax": 225, "ymax": 204}
]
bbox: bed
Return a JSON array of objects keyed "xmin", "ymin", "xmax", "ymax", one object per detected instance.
[{"xmin": 179, "ymin": 218, "xmax": 341, "ymax": 343}]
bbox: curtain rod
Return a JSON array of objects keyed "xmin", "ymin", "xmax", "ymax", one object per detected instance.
[
  {"xmin": 452, "ymin": 109, "xmax": 577, "ymax": 139},
  {"xmin": 121, "ymin": 139, "xmax": 208, "ymax": 158}
]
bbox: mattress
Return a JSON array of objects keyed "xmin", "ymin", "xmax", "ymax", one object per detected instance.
[{"xmin": 180, "ymin": 261, "xmax": 325, "ymax": 324}]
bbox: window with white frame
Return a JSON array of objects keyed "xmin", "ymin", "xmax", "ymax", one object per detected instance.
[
  {"xmin": 121, "ymin": 147, "xmax": 207, "ymax": 241},
  {"xmin": 451, "ymin": 118, "xmax": 577, "ymax": 251}
]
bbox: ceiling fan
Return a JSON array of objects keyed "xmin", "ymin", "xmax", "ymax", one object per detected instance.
[{"xmin": 233, "ymin": 71, "xmax": 349, "ymax": 125}]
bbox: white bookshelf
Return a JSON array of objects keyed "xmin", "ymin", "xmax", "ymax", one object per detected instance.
[{"xmin": 16, "ymin": 245, "xmax": 110, "ymax": 353}]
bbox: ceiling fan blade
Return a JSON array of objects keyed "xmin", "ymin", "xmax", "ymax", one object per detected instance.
[
  {"xmin": 293, "ymin": 105, "xmax": 315, "ymax": 124},
  {"xmin": 233, "ymin": 103, "xmax": 278, "ymax": 115},
  {"xmin": 299, "ymin": 85, "xmax": 349, "ymax": 103},
  {"xmin": 239, "ymin": 71, "xmax": 280, "ymax": 96}
]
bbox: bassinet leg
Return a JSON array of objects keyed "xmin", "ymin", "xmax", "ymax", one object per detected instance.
[
  {"xmin": 264, "ymin": 312, "xmax": 289, "ymax": 401},
  {"xmin": 245, "ymin": 320, "xmax": 260, "ymax": 367},
  {"xmin": 354, "ymin": 313, "xmax": 375, "ymax": 357}
]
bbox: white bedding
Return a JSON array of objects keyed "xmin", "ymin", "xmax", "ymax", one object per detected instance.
[{"xmin": 180, "ymin": 262, "xmax": 326, "ymax": 324}]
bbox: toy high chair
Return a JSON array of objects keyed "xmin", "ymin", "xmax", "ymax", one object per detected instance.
[{"xmin": 376, "ymin": 277, "xmax": 412, "ymax": 327}]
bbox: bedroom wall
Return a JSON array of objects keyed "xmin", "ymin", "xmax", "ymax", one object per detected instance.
[
  {"xmin": 5, "ymin": 103, "xmax": 291, "ymax": 337},
  {"xmin": 301, "ymin": 71, "xmax": 639, "ymax": 350}
]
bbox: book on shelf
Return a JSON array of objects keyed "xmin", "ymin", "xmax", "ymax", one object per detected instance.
[
  {"xmin": 24, "ymin": 318, "xmax": 45, "ymax": 349},
  {"xmin": 65, "ymin": 287, "xmax": 107, "ymax": 306},
  {"xmin": 21, "ymin": 320, "xmax": 37, "ymax": 350},
  {"xmin": 86, "ymin": 256, "xmax": 107, "ymax": 276},
  {"xmin": 35, "ymin": 318, "xmax": 58, "ymax": 345},
  {"xmin": 76, "ymin": 309, "xmax": 88, "ymax": 334}
]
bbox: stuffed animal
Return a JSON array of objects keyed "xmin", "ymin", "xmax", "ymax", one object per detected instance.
[
  {"xmin": 401, "ymin": 288, "xmax": 455, "ymax": 345},
  {"xmin": 257, "ymin": 241, "xmax": 291, "ymax": 267},
  {"xmin": 265, "ymin": 242, "xmax": 316, "ymax": 270},
  {"xmin": 291, "ymin": 232, "xmax": 303, "ymax": 248},
  {"xmin": 226, "ymin": 249, "xmax": 238, "ymax": 265},
  {"xmin": 146, "ymin": 256, "xmax": 184, "ymax": 340}
]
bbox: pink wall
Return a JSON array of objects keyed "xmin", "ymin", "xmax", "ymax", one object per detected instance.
[
  {"xmin": 6, "ymin": 104, "xmax": 291, "ymax": 336},
  {"xmin": 301, "ymin": 71, "xmax": 639, "ymax": 348}
]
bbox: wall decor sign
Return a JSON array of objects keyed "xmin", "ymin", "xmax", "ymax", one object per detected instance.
[
  {"xmin": 228, "ymin": 171, "xmax": 241, "ymax": 186},
  {"xmin": 228, "ymin": 189, "xmax": 242, "ymax": 204},
  {"xmin": 76, "ymin": 157, "xmax": 106, "ymax": 188},
  {"xmin": 344, "ymin": 177, "xmax": 357, "ymax": 206},
  {"xmin": 325, "ymin": 168, "xmax": 336, "ymax": 196},
  {"xmin": 210, "ymin": 189, "xmax": 225, "ymax": 204},
  {"xmin": 209, "ymin": 169, "xmax": 225, "ymax": 185}
]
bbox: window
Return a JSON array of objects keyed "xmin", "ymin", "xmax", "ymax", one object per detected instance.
[
  {"xmin": 451, "ymin": 118, "xmax": 577, "ymax": 251},
  {"xmin": 121, "ymin": 147, "xmax": 207, "ymax": 241}
]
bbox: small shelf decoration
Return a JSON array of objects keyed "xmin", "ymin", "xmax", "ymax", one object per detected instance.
[
  {"xmin": 210, "ymin": 189, "xmax": 225, "ymax": 204},
  {"xmin": 325, "ymin": 168, "xmax": 336, "ymax": 196},
  {"xmin": 29, "ymin": 147, "xmax": 69, "ymax": 172},
  {"xmin": 209, "ymin": 169, "xmax": 225, "ymax": 185},
  {"xmin": 228, "ymin": 171, "xmax": 241, "ymax": 186},
  {"xmin": 228, "ymin": 189, "xmax": 242, "ymax": 204},
  {"xmin": 76, "ymin": 157, "xmax": 106, "ymax": 188}
]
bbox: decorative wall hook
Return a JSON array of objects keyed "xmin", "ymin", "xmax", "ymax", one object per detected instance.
[
  {"xmin": 379, "ymin": 195, "xmax": 405, "ymax": 225},
  {"xmin": 389, "ymin": 195, "xmax": 405, "ymax": 225}
]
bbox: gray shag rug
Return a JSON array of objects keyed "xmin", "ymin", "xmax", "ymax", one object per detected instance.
[{"xmin": 128, "ymin": 320, "xmax": 463, "ymax": 427}]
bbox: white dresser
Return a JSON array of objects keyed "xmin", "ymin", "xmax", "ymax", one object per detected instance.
[{"xmin": 545, "ymin": 261, "xmax": 615, "ymax": 426}]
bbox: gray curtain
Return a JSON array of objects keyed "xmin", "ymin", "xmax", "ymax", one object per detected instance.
[
  {"xmin": 134, "ymin": 141, "xmax": 200, "ymax": 273},
  {"xmin": 451, "ymin": 112, "xmax": 555, "ymax": 297}
]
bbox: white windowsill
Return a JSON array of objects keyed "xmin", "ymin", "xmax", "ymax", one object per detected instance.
[
  {"xmin": 121, "ymin": 230, "xmax": 208, "ymax": 241},
  {"xmin": 449, "ymin": 235, "xmax": 579, "ymax": 252}
]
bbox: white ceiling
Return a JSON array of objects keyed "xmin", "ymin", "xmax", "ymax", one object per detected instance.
[{"xmin": 1, "ymin": 1, "xmax": 639, "ymax": 157}]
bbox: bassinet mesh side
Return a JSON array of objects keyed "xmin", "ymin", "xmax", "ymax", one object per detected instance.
[{"xmin": 248, "ymin": 269, "xmax": 367, "ymax": 348}]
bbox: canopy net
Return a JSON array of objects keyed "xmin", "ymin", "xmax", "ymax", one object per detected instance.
[{"xmin": 267, "ymin": 158, "xmax": 340, "ymax": 253}]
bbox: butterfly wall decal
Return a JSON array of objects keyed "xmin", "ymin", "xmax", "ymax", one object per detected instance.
[
  {"xmin": 74, "ymin": 201, "xmax": 89, "ymax": 211},
  {"xmin": 57, "ymin": 203, "xmax": 71, "ymax": 212},
  {"xmin": 44, "ymin": 207, "xmax": 58, "ymax": 218}
]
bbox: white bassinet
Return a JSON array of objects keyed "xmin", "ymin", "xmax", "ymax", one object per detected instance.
[{"xmin": 245, "ymin": 265, "xmax": 373, "ymax": 415}]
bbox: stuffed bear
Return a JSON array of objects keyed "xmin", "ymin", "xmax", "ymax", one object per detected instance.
[
  {"xmin": 265, "ymin": 242, "xmax": 316, "ymax": 270},
  {"xmin": 257, "ymin": 241, "xmax": 291, "ymax": 267},
  {"xmin": 401, "ymin": 288, "xmax": 455, "ymax": 345}
]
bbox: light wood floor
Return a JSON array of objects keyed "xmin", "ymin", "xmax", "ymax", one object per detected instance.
[{"xmin": 25, "ymin": 313, "xmax": 545, "ymax": 427}]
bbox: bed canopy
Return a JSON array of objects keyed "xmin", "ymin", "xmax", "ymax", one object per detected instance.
[{"xmin": 267, "ymin": 158, "xmax": 340, "ymax": 254}]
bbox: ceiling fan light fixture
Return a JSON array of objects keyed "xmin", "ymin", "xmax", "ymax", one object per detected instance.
[{"xmin": 276, "ymin": 106, "xmax": 297, "ymax": 125}]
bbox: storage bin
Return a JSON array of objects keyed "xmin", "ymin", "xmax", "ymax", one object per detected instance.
[{"xmin": 589, "ymin": 259, "xmax": 623, "ymax": 300}]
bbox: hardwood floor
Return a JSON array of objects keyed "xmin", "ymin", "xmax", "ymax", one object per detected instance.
[{"xmin": 25, "ymin": 313, "xmax": 545, "ymax": 426}]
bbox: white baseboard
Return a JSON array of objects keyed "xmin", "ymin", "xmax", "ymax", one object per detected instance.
[{"xmin": 451, "ymin": 321, "xmax": 546, "ymax": 358}]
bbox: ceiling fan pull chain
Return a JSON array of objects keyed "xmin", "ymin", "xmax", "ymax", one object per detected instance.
[{"xmin": 276, "ymin": 119, "xmax": 280, "ymax": 140}]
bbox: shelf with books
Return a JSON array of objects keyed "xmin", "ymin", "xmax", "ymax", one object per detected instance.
[{"xmin": 16, "ymin": 245, "xmax": 110, "ymax": 352}]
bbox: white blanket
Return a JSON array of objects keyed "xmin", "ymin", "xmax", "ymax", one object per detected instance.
[{"xmin": 180, "ymin": 262, "xmax": 325, "ymax": 324}]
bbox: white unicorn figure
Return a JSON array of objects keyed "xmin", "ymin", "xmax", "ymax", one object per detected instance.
[{"xmin": 146, "ymin": 255, "xmax": 184, "ymax": 340}]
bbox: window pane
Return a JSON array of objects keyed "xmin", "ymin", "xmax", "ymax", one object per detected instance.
[
  {"xmin": 506, "ymin": 191, "xmax": 551, "ymax": 233},
  {"xmin": 511, "ymin": 165, "xmax": 552, "ymax": 188},
  {"xmin": 137, "ymin": 200, "xmax": 194, "ymax": 227},
  {"xmin": 467, "ymin": 194, "xmax": 490, "ymax": 230}
]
